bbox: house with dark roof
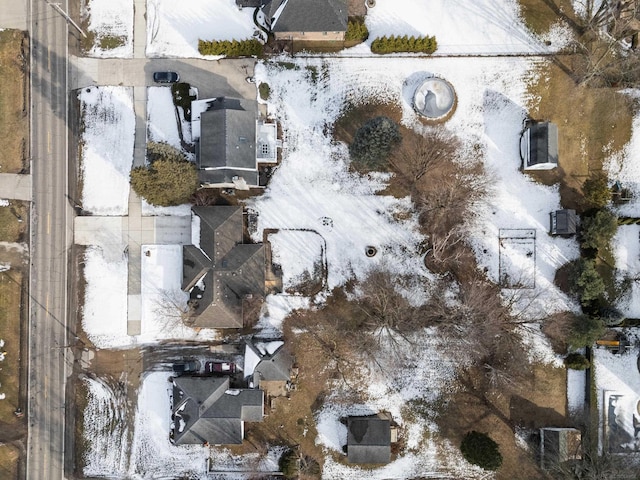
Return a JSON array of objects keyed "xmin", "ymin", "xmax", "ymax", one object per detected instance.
[
  {"xmin": 540, "ymin": 428, "xmax": 582, "ymax": 470},
  {"xmin": 171, "ymin": 376, "xmax": 263, "ymax": 445},
  {"xmin": 191, "ymin": 97, "xmax": 278, "ymax": 189},
  {"xmin": 549, "ymin": 209, "xmax": 577, "ymax": 236},
  {"xmin": 243, "ymin": 337, "xmax": 294, "ymax": 398},
  {"xmin": 182, "ymin": 206, "xmax": 266, "ymax": 329},
  {"xmin": 520, "ymin": 121, "xmax": 559, "ymax": 171},
  {"xmin": 347, "ymin": 414, "xmax": 392, "ymax": 464},
  {"xmin": 262, "ymin": 0, "xmax": 348, "ymax": 41}
]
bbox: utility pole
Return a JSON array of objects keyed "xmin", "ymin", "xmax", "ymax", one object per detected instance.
[{"xmin": 46, "ymin": 1, "xmax": 87, "ymax": 38}]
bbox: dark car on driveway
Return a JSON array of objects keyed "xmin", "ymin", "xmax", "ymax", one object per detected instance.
[
  {"xmin": 172, "ymin": 360, "xmax": 200, "ymax": 375},
  {"xmin": 204, "ymin": 361, "xmax": 236, "ymax": 374},
  {"xmin": 153, "ymin": 71, "xmax": 180, "ymax": 83}
]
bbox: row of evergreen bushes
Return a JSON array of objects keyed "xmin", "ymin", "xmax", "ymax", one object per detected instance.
[
  {"xmin": 198, "ymin": 38, "xmax": 262, "ymax": 57},
  {"xmin": 345, "ymin": 18, "xmax": 369, "ymax": 42},
  {"xmin": 371, "ymin": 35, "xmax": 437, "ymax": 54}
]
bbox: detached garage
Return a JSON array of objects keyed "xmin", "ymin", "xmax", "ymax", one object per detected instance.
[{"xmin": 520, "ymin": 121, "xmax": 558, "ymax": 170}]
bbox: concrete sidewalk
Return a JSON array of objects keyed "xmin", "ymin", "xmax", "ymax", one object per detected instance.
[
  {"xmin": 0, "ymin": 174, "xmax": 31, "ymax": 201},
  {"xmin": 0, "ymin": 1, "xmax": 27, "ymax": 30}
]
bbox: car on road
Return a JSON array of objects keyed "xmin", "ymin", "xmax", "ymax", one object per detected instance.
[
  {"xmin": 204, "ymin": 361, "xmax": 236, "ymax": 374},
  {"xmin": 172, "ymin": 360, "xmax": 200, "ymax": 374},
  {"xmin": 153, "ymin": 71, "xmax": 180, "ymax": 83}
]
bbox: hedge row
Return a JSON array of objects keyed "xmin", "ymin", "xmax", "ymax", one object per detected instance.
[
  {"xmin": 198, "ymin": 38, "xmax": 262, "ymax": 57},
  {"xmin": 371, "ymin": 35, "xmax": 437, "ymax": 54},
  {"xmin": 345, "ymin": 19, "xmax": 369, "ymax": 42}
]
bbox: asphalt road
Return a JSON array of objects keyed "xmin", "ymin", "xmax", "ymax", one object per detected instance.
[{"xmin": 27, "ymin": 0, "xmax": 72, "ymax": 478}]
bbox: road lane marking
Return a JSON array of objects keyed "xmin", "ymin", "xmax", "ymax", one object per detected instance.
[
  {"xmin": 46, "ymin": 294, "xmax": 49, "ymax": 314},
  {"xmin": 47, "ymin": 213, "xmax": 50, "ymax": 235},
  {"xmin": 47, "ymin": 130, "xmax": 51, "ymax": 153}
]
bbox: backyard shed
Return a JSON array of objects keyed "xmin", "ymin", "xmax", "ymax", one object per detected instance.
[
  {"xmin": 549, "ymin": 209, "xmax": 577, "ymax": 236},
  {"xmin": 521, "ymin": 121, "xmax": 558, "ymax": 170},
  {"xmin": 540, "ymin": 428, "xmax": 582, "ymax": 470},
  {"xmin": 347, "ymin": 414, "xmax": 392, "ymax": 464}
]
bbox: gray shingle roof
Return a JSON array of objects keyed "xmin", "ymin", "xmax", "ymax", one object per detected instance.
[
  {"xmin": 526, "ymin": 121, "xmax": 558, "ymax": 167},
  {"xmin": 270, "ymin": 0, "xmax": 348, "ymax": 33},
  {"xmin": 197, "ymin": 97, "xmax": 259, "ymax": 185},
  {"xmin": 182, "ymin": 207, "xmax": 265, "ymax": 328},
  {"xmin": 172, "ymin": 376, "xmax": 263, "ymax": 445},
  {"xmin": 347, "ymin": 416, "xmax": 391, "ymax": 464},
  {"xmin": 246, "ymin": 338, "xmax": 294, "ymax": 385}
]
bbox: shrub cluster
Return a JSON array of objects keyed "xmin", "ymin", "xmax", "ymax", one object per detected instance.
[
  {"xmin": 460, "ymin": 431, "xmax": 503, "ymax": 471},
  {"xmin": 345, "ymin": 18, "xmax": 369, "ymax": 42},
  {"xmin": 564, "ymin": 352, "xmax": 591, "ymax": 370},
  {"xmin": 198, "ymin": 38, "xmax": 262, "ymax": 57},
  {"xmin": 371, "ymin": 35, "xmax": 437, "ymax": 54},
  {"xmin": 349, "ymin": 116, "xmax": 401, "ymax": 170},
  {"xmin": 259, "ymin": 82, "xmax": 270, "ymax": 101}
]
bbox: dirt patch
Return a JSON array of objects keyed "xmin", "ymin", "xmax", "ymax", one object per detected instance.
[
  {"xmin": 0, "ymin": 201, "xmax": 28, "ymax": 243},
  {"xmin": 526, "ymin": 59, "xmax": 635, "ymax": 211},
  {"xmin": 0, "ymin": 443, "xmax": 20, "ymax": 480},
  {"xmin": 436, "ymin": 362, "xmax": 568, "ymax": 480},
  {"xmin": 518, "ymin": 0, "xmax": 580, "ymax": 36},
  {"xmin": 0, "ymin": 30, "xmax": 29, "ymax": 174}
]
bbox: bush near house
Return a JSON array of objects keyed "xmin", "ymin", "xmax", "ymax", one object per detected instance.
[
  {"xmin": 349, "ymin": 116, "xmax": 401, "ymax": 170},
  {"xmin": 130, "ymin": 142, "xmax": 198, "ymax": 206},
  {"xmin": 259, "ymin": 82, "xmax": 270, "ymax": 101},
  {"xmin": 460, "ymin": 431, "xmax": 503, "ymax": 471},
  {"xmin": 345, "ymin": 17, "xmax": 369, "ymax": 43},
  {"xmin": 580, "ymin": 209, "xmax": 618, "ymax": 252},
  {"xmin": 564, "ymin": 352, "xmax": 591, "ymax": 370},
  {"xmin": 371, "ymin": 35, "xmax": 438, "ymax": 54},
  {"xmin": 568, "ymin": 315, "xmax": 606, "ymax": 349},
  {"xmin": 198, "ymin": 38, "xmax": 263, "ymax": 57},
  {"xmin": 570, "ymin": 258, "xmax": 606, "ymax": 307},
  {"xmin": 583, "ymin": 173, "xmax": 612, "ymax": 209}
]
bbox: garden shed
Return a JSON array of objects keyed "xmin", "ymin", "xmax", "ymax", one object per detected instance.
[
  {"xmin": 549, "ymin": 209, "xmax": 577, "ymax": 236},
  {"xmin": 520, "ymin": 121, "xmax": 558, "ymax": 170}
]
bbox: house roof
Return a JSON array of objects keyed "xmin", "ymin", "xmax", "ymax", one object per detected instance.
[
  {"xmin": 172, "ymin": 376, "xmax": 263, "ymax": 445},
  {"xmin": 540, "ymin": 428, "xmax": 582, "ymax": 469},
  {"xmin": 196, "ymin": 97, "xmax": 259, "ymax": 185},
  {"xmin": 525, "ymin": 121, "xmax": 558, "ymax": 168},
  {"xmin": 244, "ymin": 338, "xmax": 294, "ymax": 387},
  {"xmin": 550, "ymin": 209, "xmax": 577, "ymax": 235},
  {"xmin": 182, "ymin": 206, "xmax": 265, "ymax": 328},
  {"xmin": 269, "ymin": 0, "xmax": 348, "ymax": 33},
  {"xmin": 347, "ymin": 416, "xmax": 391, "ymax": 464}
]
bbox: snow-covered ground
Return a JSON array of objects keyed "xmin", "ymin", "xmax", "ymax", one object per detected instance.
[
  {"xmin": 82, "ymin": 0, "xmax": 133, "ymax": 58},
  {"xmin": 147, "ymin": 86, "xmax": 181, "ymax": 148},
  {"xmin": 79, "ymin": 86, "xmax": 135, "ymax": 215},
  {"xmin": 357, "ymin": 0, "xmax": 571, "ymax": 55},
  {"xmin": 567, "ymin": 366, "xmax": 587, "ymax": 414},
  {"xmin": 269, "ymin": 230, "xmax": 326, "ymax": 292},
  {"xmin": 612, "ymin": 224, "xmax": 640, "ymax": 318},
  {"xmin": 593, "ymin": 343, "xmax": 640, "ymax": 454},
  {"xmin": 146, "ymin": 0, "xmax": 256, "ymax": 58}
]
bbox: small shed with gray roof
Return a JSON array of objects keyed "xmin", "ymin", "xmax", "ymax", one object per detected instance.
[
  {"xmin": 520, "ymin": 121, "xmax": 559, "ymax": 170},
  {"xmin": 347, "ymin": 415, "xmax": 392, "ymax": 464},
  {"xmin": 549, "ymin": 209, "xmax": 577, "ymax": 236},
  {"xmin": 540, "ymin": 428, "xmax": 582, "ymax": 470},
  {"xmin": 171, "ymin": 376, "xmax": 263, "ymax": 445},
  {"xmin": 182, "ymin": 206, "xmax": 265, "ymax": 329}
]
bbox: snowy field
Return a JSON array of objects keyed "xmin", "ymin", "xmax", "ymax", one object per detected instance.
[
  {"xmin": 612, "ymin": 224, "xmax": 640, "ymax": 318},
  {"xmin": 607, "ymin": 93, "xmax": 640, "ymax": 218},
  {"xmin": 82, "ymin": 0, "xmax": 133, "ymax": 58},
  {"xmin": 268, "ymin": 230, "xmax": 326, "ymax": 293},
  {"xmin": 147, "ymin": 87, "xmax": 181, "ymax": 147},
  {"xmin": 146, "ymin": 0, "xmax": 256, "ymax": 58},
  {"xmin": 594, "ymin": 343, "xmax": 640, "ymax": 454},
  {"xmin": 79, "ymin": 86, "xmax": 135, "ymax": 215}
]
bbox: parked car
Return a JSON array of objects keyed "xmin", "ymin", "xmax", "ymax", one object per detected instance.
[
  {"xmin": 153, "ymin": 71, "xmax": 180, "ymax": 83},
  {"xmin": 172, "ymin": 360, "xmax": 200, "ymax": 374},
  {"xmin": 204, "ymin": 361, "xmax": 236, "ymax": 374}
]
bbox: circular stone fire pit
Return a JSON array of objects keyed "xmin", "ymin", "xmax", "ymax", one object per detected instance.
[
  {"xmin": 413, "ymin": 76, "xmax": 456, "ymax": 120},
  {"xmin": 365, "ymin": 246, "xmax": 378, "ymax": 257}
]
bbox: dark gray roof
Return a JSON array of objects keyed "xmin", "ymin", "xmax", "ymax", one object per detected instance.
[
  {"xmin": 197, "ymin": 97, "xmax": 258, "ymax": 185},
  {"xmin": 550, "ymin": 209, "xmax": 577, "ymax": 235},
  {"xmin": 182, "ymin": 206, "xmax": 265, "ymax": 329},
  {"xmin": 172, "ymin": 376, "xmax": 263, "ymax": 445},
  {"xmin": 347, "ymin": 416, "xmax": 391, "ymax": 464},
  {"xmin": 269, "ymin": 0, "xmax": 347, "ymax": 33},
  {"xmin": 246, "ymin": 338, "xmax": 294, "ymax": 385},
  {"xmin": 526, "ymin": 121, "xmax": 558, "ymax": 167},
  {"xmin": 540, "ymin": 428, "xmax": 581, "ymax": 469}
]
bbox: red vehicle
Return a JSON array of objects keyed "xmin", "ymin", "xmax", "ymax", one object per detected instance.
[{"xmin": 204, "ymin": 361, "xmax": 236, "ymax": 374}]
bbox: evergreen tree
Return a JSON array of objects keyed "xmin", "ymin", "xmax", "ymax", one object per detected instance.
[{"xmin": 349, "ymin": 116, "xmax": 401, "ymax": 170}]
